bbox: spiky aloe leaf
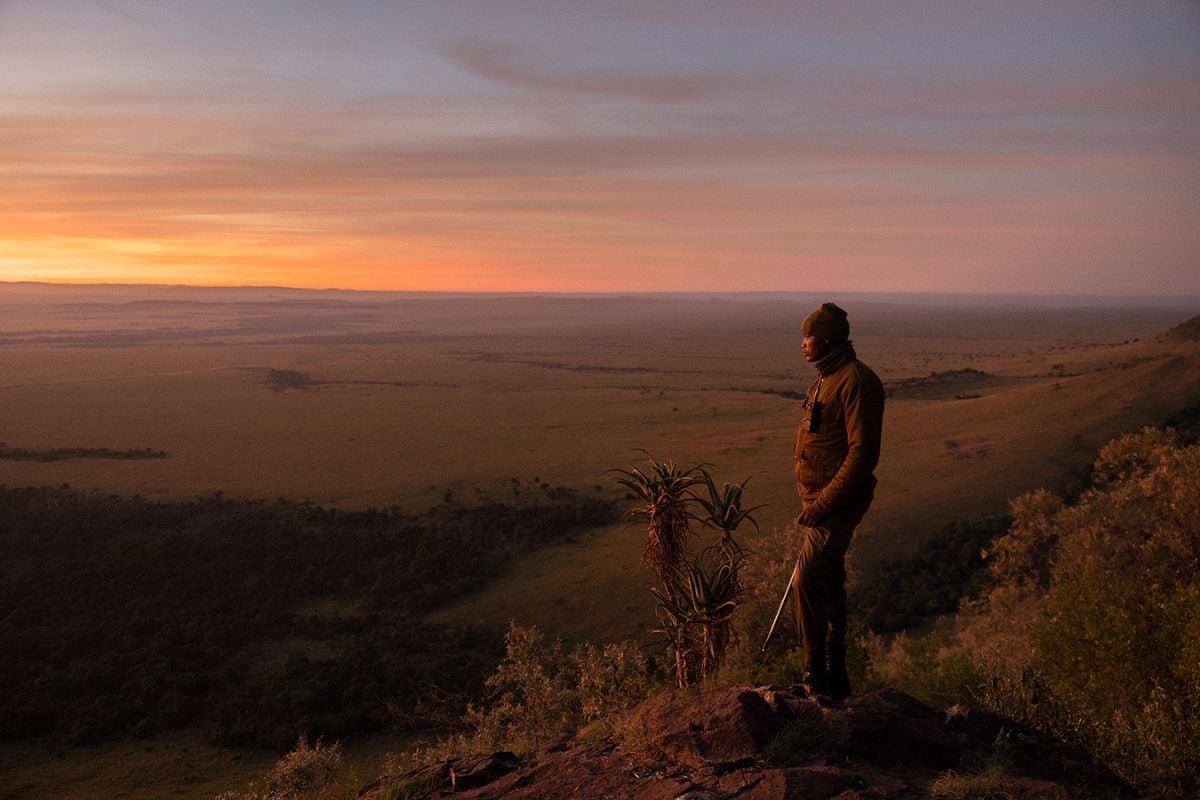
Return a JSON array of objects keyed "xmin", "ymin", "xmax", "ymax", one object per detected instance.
[
  {"xmin": 608, "ymin": 453, "xmax": 707, "ymax": 595},
  {"xmin": 693, "ymin": 469, "xmax": 766, "ymax": 539}
]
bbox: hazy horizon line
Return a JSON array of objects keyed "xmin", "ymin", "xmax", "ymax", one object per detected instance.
[{"xmin": 3, "ymin": 278, "xmax": 1198, "ymax": 307}]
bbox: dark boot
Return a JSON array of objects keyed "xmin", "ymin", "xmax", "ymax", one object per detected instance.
[
  {"xmin": 802, "ymin": 643, "xmax": 828, "ymax": 699},
  {"xmin": 827, "ymin": 642, "xmax": 852, "ymax": 702}
]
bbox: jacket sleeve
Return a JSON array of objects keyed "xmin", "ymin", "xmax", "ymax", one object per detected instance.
[{"xmin": 811, "ymin": 370, "xmax": 884, "ymax": 516}]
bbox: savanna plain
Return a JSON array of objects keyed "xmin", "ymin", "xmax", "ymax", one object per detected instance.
[{"xmin": 2, "ymin": 283, "xmax": 1198, "ymax": 799}]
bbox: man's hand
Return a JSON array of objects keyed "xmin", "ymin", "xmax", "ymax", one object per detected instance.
[{"xmin": 795, "ymin": 506, "xmax": 827, "ymax": 528}]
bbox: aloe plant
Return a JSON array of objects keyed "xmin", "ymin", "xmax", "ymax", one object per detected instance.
[
  {"xmin": 609, "ymin": 453, "xmax": 705, "ymax": 598},
  {"xmin": 612, "ymin": 455, "xmax": 764, "ymax": 688},
  {"xmin": 693, "ymin": 470, "xmax": 764, "ymax": 561},
  {"xmin": 651, "ymin": 546, "xmax": 746, "ymax": 687}
]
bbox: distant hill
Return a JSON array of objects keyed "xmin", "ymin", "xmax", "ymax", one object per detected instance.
[{"xmin": 1168, "ymin": 312, "xmax": 1200, "ymax": 340}]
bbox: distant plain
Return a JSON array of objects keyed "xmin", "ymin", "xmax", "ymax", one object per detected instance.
[
  {"xmin": 2, "ymin": 283, "xmax": 1198, "ymax": 799},
  {"xmin": 3, "ymin": 284, "xmax": 1198, "ymax": 633}
]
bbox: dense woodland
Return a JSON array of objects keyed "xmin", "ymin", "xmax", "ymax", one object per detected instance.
[
  {"xmin": 852, "ymin": 516, "xmax": 1009, "ymax": 633},
  {"xmin": 0, "ymin": 484, "xmax": 616, "ymax": 749},
  {"xmin": 0, "ymin": 444, "xmax": 168, "ymax": 461}
]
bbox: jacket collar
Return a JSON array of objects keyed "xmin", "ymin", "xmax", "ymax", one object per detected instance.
[{"xmin": 813, "ymin": 340, "xmax": 856, "ymax": 376}]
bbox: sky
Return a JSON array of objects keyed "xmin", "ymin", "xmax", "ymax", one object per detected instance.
[{"xmin": 1, "ymin": 1, "xmax": 1198, "ymax": 294}]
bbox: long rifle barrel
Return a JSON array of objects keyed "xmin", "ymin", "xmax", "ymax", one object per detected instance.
[{"xmin": 761, "ymin": 558, "xmax": 800, "ymax": 652}]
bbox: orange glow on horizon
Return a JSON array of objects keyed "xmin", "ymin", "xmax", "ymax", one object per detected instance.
[{"xmin": 1, "ymin": 3, "xmax": 1196, "ymax": 296}]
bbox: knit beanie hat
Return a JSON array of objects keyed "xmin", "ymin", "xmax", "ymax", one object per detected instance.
[{"xmin": 802, "ymin": 302, "xmax": 850, "ymax": 341}]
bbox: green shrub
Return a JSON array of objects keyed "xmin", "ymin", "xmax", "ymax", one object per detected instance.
[
  {"xmin": 216, "ymin": 737, "xmax": 343, "ymax": 800},
  {"xmin": 573, "ymin": 640, "xmax": 655, "ymax": 722},
  {"xmin": 850, "ymin": 428, "xmax": 1200, "ymax": 799},
  {"xmin": 415, "ymin": 624, "xmax": 657, "ymax": 760},
  {"xmin": 965, "ymin": 428, "xmax": 1200, "ymax": 799},
  {"xmin": 854, "ymin": 516, "xmax": 1009, "ymax": 633},
  {"xmin": 861, "ymin": 629, "xmax": 984, "ymax": 709}
]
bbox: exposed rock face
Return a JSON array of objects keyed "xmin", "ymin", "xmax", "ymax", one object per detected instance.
[
  {"xmin": 361, "ymin": 687, "xmax": 1132, "ymax": 800},
  {"xmin": 623, "ymin": 686, "xmax": 781, "ymax": 769}
]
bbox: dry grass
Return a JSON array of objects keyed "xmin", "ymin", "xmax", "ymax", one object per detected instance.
[
  {"xmin": 0, "ymin": 730, "xmax": 418, "ymax": 800},
  {"xmin": 0, "ymin": 731, "xmax": 279, "ymax": 800},
  {"xmin": 930, "ymin": 770, "xmax": 1012, "ymax": 800}
]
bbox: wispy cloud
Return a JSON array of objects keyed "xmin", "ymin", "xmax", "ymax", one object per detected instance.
[
  {"xmin": 446, "ymin": 39, "xmax": 711, "ymax": 103},
  {"xmin": 0, "ymin": 0, "xmax": 1197, "ymax": 293}
]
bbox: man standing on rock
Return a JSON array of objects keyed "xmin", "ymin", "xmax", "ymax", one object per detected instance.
[{"xmin": 792, "ymin": 302, "xmax": 885, "ymax": 702}]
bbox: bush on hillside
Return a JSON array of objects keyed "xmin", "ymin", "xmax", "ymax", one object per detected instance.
[
  {"xmin": 879, "ymin": 427, "xmax": 1200, "ymax": 800},
  {"xmin": 216, "ymin": 737, "xmax": 343, "ymax": 800},
  {"xmin": 1020, "ymin": 428, "xmax": 1200, "ymax": 797},
  {"xmin": 854, "ymin": 516, "xmax": 1009, "ymax": 633},
  {"xmin": 464, "ymin": 624, "xmax": 655, "ymax": 753},
  {"xmin": 387, "ymin": 624, "xmax": 656, "ymax": 773}
]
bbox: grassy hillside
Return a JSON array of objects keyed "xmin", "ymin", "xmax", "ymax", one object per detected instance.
[{"xmin": 434, "ymin": 329, "xmax": 1200, "ymax": 641}]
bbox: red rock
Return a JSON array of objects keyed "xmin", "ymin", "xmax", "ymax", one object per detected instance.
[
  {"xmin": 717, "ymin": 765, "xmax": 861, "ymax": 798},
  {"xmin": 620, "ymin": 686, "xmax": 782, "ymax": 768},
  {"xmin": 839, "ymin": 689, "xmax": 960, "ymax": 769},
  {"xmin": 361, "ymin": 686, "xmax": 1131, "ymax": 800}
]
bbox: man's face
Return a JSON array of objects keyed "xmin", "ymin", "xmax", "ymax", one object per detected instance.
[{"xmin": 803, "ymin": 334, "xmax": 832, "ymax": 363}]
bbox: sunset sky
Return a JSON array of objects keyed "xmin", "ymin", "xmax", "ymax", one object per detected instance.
[{"xmin": 1, "ymin": 1, "xmax": 1198, "ymax": 294}]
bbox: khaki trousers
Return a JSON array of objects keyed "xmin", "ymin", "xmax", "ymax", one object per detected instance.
[{"xmin": 792, "ymin": 492, "xmax": 873, "ymax": 650}]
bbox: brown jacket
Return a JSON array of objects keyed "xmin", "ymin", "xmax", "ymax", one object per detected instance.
[{"xmin": 794, "ymin": 357, "xmax": 885, "ymax": 517}]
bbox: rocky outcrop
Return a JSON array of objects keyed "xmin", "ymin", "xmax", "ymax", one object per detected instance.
[
  {"xmin": 362, "ymin": 687, "xmax": 1132, "ymax": 800},
  {"xmin": 624, "ymin": 686, "xmax": 781, "ymax": 769}
]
